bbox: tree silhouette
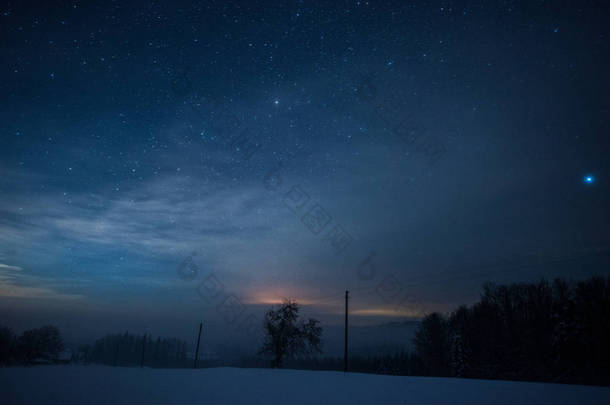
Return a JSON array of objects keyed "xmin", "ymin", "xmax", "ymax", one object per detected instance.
[
  {"xmin": 259, "ymin": 300, "xmax": 322, "ymax": 368},
  {"xmin": 0, "ymin": 325, "xmax": 16, "ymax": 365},
  {"xmin": 18, "ymin": 325, "xmax": 63, "ymax": 364},
  {"xmin": 414, "ymin": 312, "xmax": 451, "ymax": 376},
  {"xmin": 411, "ymin": 276, "xmax": 610, "ymax": 385}
]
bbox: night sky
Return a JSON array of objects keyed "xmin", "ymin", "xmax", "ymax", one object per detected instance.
[{"xmin": 1, "ymin": 1, "xmax": 610, "ymax": 345}]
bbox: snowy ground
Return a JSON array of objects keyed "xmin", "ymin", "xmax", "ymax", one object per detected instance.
[{"xmin": 1, "ymin": 366, "xmax": 609, "ymax": 405}]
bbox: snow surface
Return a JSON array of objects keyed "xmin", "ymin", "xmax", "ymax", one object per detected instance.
[{"xmin": 1, "ymin": 365, "xmax": 609, "ymax": 405}]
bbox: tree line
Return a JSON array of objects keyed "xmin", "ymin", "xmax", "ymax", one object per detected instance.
[
  {"xmin": 242, "ymin": 276, "xmax": 610, "ymax": 386},
  {"xmin": 0, "ymin": 325, "xmax": 189, "ymax": 369},
  {"xmin": 2, "ymin": 276, "xmax": 608, "ymax": 386},
  {"xmin": 0, "ymin": 325, "xmax": 64, "ymax": 365},
  {"xmin": 412, "ymin": 276, "xmax": 610, "ymax": 385},
  {"xmin": 75, "ymin": 332, "xmax": 189, "ymax": 368}
]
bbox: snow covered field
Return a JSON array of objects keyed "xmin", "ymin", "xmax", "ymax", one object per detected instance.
[{"xmin": 2, "ymin": 365, "xmax": 609, "ymax": 405}]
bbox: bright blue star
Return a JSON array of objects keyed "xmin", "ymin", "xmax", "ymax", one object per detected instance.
[{"xmin": 584, "ymin": 175, "xmax": 594, "ymax": 184}]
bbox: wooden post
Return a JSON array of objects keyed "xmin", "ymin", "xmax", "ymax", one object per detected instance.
[
  {"xmin": 114, "ymin": 339, "xmax": 120, "ymax": 366},
  {"xmin": 193, "ymin": 321, "xmax": 203, "ymax": 369},
  {"xmin": 344, "ymin": 290, "xmax": 349, "ymax": 372},
  {"xmin": 140, "ymin": 334, "xmax": 146, "ymax": 368}
]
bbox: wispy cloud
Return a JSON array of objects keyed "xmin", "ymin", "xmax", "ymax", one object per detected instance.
[
  {"xmin": 0, "ymin": 263, "xmax": 22, "ymax": 271},
  {"xmin": 0, "ymin": 174, "xmax": 284, "ymax": 256},
  {"xmin": 0, "ymin": 262, "xmax": 83, "ymax": 300},
  {"xmin": 0, "ymin": 170, "xmax": 320, "ymax": 298}
]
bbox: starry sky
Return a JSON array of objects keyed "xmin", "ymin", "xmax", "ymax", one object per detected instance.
[{"xmin": 1, "ymin": 0, "xmax": 610, "ymax": 345}]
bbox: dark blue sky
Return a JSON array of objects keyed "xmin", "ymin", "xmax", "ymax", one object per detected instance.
[{"xmin": 1, "ymin": 0, "xmax": 609, "ymax": 343}]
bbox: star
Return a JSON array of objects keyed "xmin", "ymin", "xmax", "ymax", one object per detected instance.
[{"xmin": 584, "ymin": 175, "xmax": 594, "ymax": 184}]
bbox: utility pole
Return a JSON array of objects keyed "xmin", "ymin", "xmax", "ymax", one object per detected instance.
[
  {"xmin": 140, "ymin": 334, "xmax": 146, "ymax": 368},
  {"xmin": 193, "ymin": 321, "xmax": 203, "ymax": 369},
  {"xmin": 344, "ymin": 290, "xmax": 349, "ymax": 373}
]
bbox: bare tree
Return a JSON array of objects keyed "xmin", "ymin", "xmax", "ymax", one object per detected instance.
[{"xmin": 259, "ymin": 300, "xmax": 322, "ymax": 368}]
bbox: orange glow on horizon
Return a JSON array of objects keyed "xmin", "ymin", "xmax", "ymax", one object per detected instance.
[
  {"xmin": 246, "ymin": 289, "xmax": 424, "ymax": 317},
  {"xmin": 246, "ymin": 290, "xmax": 318, "ymax": 306},
  {"xmin": 350, "ymin": 307, "xmax": 422, "ymax": 317}
]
